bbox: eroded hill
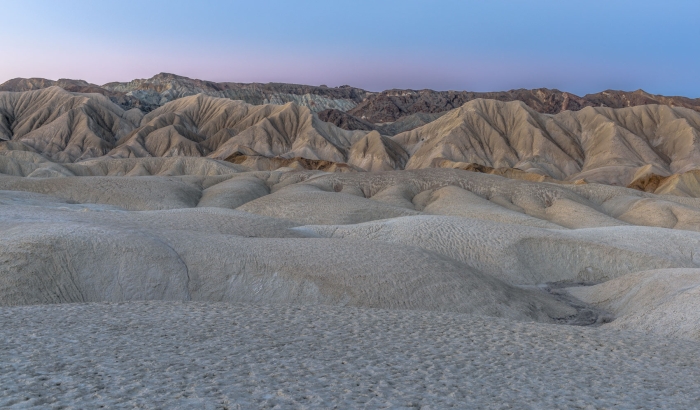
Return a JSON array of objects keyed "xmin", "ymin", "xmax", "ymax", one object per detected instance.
[
  {"xmin": 2, "ymin": 72, "xmax": 698, "ymax": 124},
  {"xmin": 3, "ymin": 87, "xmax": 700, "ymax": 194}
]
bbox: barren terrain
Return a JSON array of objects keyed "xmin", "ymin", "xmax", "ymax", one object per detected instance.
[{"xmin": 2, "ymin": 81, "xmax": 700, "ymax": 407}]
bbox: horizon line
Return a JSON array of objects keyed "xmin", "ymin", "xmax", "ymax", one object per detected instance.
[{"xmin": 2, "ymin": 72, "xmax": 699, "ymax": 100}]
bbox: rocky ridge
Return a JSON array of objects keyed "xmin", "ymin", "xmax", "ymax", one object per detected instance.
[
  {"xmin": 345, "ymin": 88, "xmax": 700, "ymax": 124},
  {"xmin": 4, "ymin": 87, "xmax": 700, "ymax": 193},
  {"xmin": 0, "ymin": 73, "xmax": 368, "ymax": 113},
  {"xmin": 2, "ymin": 73, "xmax": 699, "ymax": 127}
]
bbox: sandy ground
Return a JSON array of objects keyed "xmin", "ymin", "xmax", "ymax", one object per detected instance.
[
  {"xmin": 2, "ymin": 302, "xmax": 700, "ymax": 409},
  {"xmin": 4, "ymin": 169, "xmax": 700, "ymax": 407}
]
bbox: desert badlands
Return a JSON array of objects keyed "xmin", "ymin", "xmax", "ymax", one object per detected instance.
[{"xmin": 3, "ymin": 76, "xmax": 700, "ymax": 407}]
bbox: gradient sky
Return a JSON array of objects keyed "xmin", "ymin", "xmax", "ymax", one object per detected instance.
[{"xmin": 1, "ymin": 0, "xmax": 698, "ymax": 96}]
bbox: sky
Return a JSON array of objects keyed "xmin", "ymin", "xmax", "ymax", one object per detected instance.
[{"xmin": 0, "ymin": 0, "xmax": 698, "ymax": 96}]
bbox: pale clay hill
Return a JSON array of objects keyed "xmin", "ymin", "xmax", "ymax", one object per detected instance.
[
  {"xmin": 344, "ymin": 87, "xmax": 700, "ymax": 123},
  {"xmin": 0, "ymin": 73, "xmax": 368, "ymax": 113},
  {"xmin": 3, "ymin": 72, "xmax": 699, "ymax": 121},
  {"xmin": 3, "ymin": 86, "xmax": 700, "ymax": 192},
  {"xmin": 4, "ymin": 80, "xmax": 700, "ymax": 406}
]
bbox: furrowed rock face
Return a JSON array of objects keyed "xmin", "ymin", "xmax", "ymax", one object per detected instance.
[
  {"xmin": 0, "ymin": 73, "xmax": 369, "ymax": 113},
  {"xmin": 110, "ymin": 94, "xmax": 372, "ymax": 165},
  {"xmin": 4, "ymin": 73, "xmax": 699, "ymax": 126},
  {"xmin": 0, "ymin": 78, "xmax": 94, "ymax": 92},
  {"xmin": 0, "ymin": 77, "xmax": 155, "ymax": 111},
  {"xmin": 317, "ymin": 108, "xmax": 444, "ymax": 136},
  {"xmin": 346, "ymin": 88, "xmax": 581, "ymax": 123},
  {"xmin": 0, "ymin": 90, "xmax": 403, "ymax": 172},
  {"xmin": 101, "ymin": 73, "xmax": 368, "ymax": 113},
  {"xmin": 348, "ymin": 131, "xmax": 409, "ymax": 172},
  {"xmin": 393, "ymin": 99, "xmax": 585, "ymax": 179},
  {"xmin": 0, "ymin": 87, "xmax": 140, "ymax": 162},
  {"xmin": 317, "ymin": 108, "xmax": 376, "ymax": 131},
  {"xmin": 348, "ymin": 88, "xmax": 700, "ymax": 124},
  {"xmin": 392, "ymin": 99, "xmax": 700, "ymax": 186},
  {"xmin": 3, "ymin": 86, "xmax": 700, "ymax": 189},
  {"xmin": 583, "ymin": 89, "xmax": 700, "ymax": 112}
]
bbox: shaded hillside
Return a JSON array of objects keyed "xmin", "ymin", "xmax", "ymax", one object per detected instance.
[
  {"xmin": 0, "ymin": 87, "xmax": 140, "ymax": 162},
  {"xmin": 110, "ymin": 93, "xmax": 401, "ymax": 172},
  {"xmin": 0, "ymin": 88, "xmax": 407, "ymax": 172},
  {"xmin": 317, "ymin": 108, "xmax": 444, "ymax": 135},
  {"xmin": 348, "ymin": 88, "xmax": 700, "ymax": 124},
  {"xmin": 2, "ymin": 73, "xmax": 699, "ymax": 131},
  {"xmin": 392, "ymin": 99, "xmax": 700, "ymax": 186},
  {"xmin": 0, "ymin": 77, "xmax": 148, "ymax": 111},
  {"xmin": 0, "ymin": 73, "xmax": 368, "ymax": 113},
  {"xmin": 4, "ymin": 88, "xmax": 700, "ymax": 192},
  {"xmin": 102, "ymin": 73, "xmax": 368, "ymax": 113}
]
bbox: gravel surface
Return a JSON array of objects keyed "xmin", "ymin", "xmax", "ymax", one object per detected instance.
[{"xmin": 2, "ymin": 302, "xmax": 700, "ymax": 409}]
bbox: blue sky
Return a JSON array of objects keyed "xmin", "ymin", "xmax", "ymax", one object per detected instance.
[{"xmin": 1, "ymin": 0, "xmax": 698, "ymax": 96}]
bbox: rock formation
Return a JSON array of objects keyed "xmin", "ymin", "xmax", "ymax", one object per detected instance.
[
  {"xmin": 3, "ymin": 73, "xmax": 698, "ymax": 126},
  {"xmin": 0, "ymin": 73, "xmax": 368, "ymax": 113},
  {"xmin": 393, "ymin": 99, "xmax": 700, "ymax": 186},
  {"xmin": 0, "ymin": 87, "xmax": 140, "ymax": 162},
  {"xmin": 348, "ymin": 87, "xmax": 700, "ymax": 123},
  {"xmin": 4, "ymin": 87, "xmax": 700, "ymax": 191}
]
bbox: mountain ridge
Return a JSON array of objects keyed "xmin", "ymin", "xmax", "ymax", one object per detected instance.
[
  {"xmin": 4, "ymin": 82, "xmax": 700, "ymax": 197},
  {"xmin": 0, "ymin": 81, "xmax": 700, "ymax": 196},
  {"xmin": 2, "ymin": 73, "xmax": 698, "ymax": 126}
]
